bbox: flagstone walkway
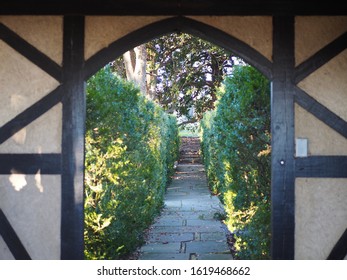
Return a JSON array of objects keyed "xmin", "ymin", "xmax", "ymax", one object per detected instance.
[{"xmin": 138, "ymin": 137, "xmax": 232, "ymax": 260}]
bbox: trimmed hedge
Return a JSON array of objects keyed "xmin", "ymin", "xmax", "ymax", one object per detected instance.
[
  {"xmin": 84, "ymin": 65, "xmax": 179, "ymax": 259},
  {"xmin": 201, "ymin": 65, "xmax": 271, "ymax": 259}
]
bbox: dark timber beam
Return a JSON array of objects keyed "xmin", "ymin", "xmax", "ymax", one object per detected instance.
[
  {"xmin": 0, "ymin": 23, "xmax": 62, "ymax": 82},
  {"xmin": 296, "ymin": 156, "xmax": 347, "ymax": 178},
  {"xmin": 327, "ymin": 228, "xmax": 347, "ymax": 260},
  {"xmin": 293, "ymin": 32, "xmax": 347, "ymax": 84},
  {"xmin": 0, "ymin": 0, "xmax": 346, "ymax": 15},
  {"xmin": 271, "ymin": 16, "xmax": 295, "ymax": 260},
  {"xmin": 0, "ymin": 86, "xmax": 63, "ymax": 145},
  {"xmin": 294, "ymin": 87, "xmax": 347, "ymax": 140},
  {"xmin": 84, "ymin": 17, "xmax": 273, "ymax": 80},
  {"xmin": 60, "ymin": 15, "xmax": 85, "ymax": 260},
  {"xmin": 0, "ymin": 209, "xmax": 31, "ymax": 260},
  {"xmin": 0, "ymin": 154, "xmax": 61, "ymax": 174}
]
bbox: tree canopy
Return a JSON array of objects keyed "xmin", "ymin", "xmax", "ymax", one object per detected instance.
[{"xmin": 111, "ymin": 33, "xmax": 243, "ymax": 125}]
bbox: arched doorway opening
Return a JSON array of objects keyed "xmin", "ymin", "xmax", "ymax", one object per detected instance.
[{"xmin": 79, "ymin": 16, "xmax": 292, "ymax": 259}]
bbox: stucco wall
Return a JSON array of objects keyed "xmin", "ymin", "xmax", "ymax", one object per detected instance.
[
  {"xmin": 295, "ymin": 16, "xmax": 347, "ymax": 66},
  {"xmin": 0, "ymin": 16, "xmax": 62, "ymax": 259},
  {"xmin": 189, "ymin": 16, "xmax": 273, "ymax": 61},
  {"xmin": 298, "ymin": 49, "xmax": 347, "ymax": 122},
  {"xmin": 294, "ymin": 16, "xmax": 347, "ymax": 259},
  {"xmin": 0, "ymin": 16, "xmax": 63, "ymax": 65},
  {"xmin": 295, "ymin": 178, "xmax": 347, "ymax": 259},
  {"xmin": 295, "ymin": 104, "xmax": 347, "ymax": 156},
  {"xmin": 0, "ymin": 103, "xmax": 62, "ymax": 154},
  {"xmin": 0, "ymin": 175, "xmax": 61, "ymax": 259},
  {"xmin": 0, "ymin": 40, "xmax": 59, "ymax": 128},
  {"xmin": 0, "ymin": 236, "xmax": 15, "ymax": 260},
  {"xmin": 85, "ymin": 16, "xmax": 273, "ymax": 62},
  {"xmin": 85, "ymin": 16, "xmax": 170, "ymax": 60}
]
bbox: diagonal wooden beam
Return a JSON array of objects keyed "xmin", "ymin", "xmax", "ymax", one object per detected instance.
[
  {"xmin": 327, "ymin": 228, "xmax": 347, "ymax": 260},
  {"xmin": 0, "ymin": 23, "xmax": 62, "ymax": 82},
  {"xmin": 294, "ymin": 87, "xmax": 347, "ymax": 139},
  {"xmin": 0, "ymin": 209, "xmax": 31, "ymax": 260},
  {"xmin": 0, "ymin": 86, "xmax": 63, "ymax": 145},
  {"xmin": 293, "ymin": 32, "xmax": 347, "ymax": 84}
]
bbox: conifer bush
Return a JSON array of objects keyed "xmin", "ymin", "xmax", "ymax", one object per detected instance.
[
  {"xmin": 84, "ymin": 65, "xmax": 179, "ymax": 259},
  {"xmin": 201, "ymin": 65, "xmax": 271, "ymax": 259}
]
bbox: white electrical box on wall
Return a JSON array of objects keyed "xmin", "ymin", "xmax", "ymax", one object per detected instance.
[{"xmin": 295, "ymin": 138, "xmax": 308, "ymax": 157}]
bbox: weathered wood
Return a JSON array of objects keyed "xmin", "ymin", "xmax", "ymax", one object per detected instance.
[
  {"xmin": 296, "ymin": 156, "xmax": 347, "ymax": 178},
  {"xmin": 60, "ymin": 15, "xmax": 85, "ymax": 260},
  {"xmin": 294, "ymin": 87, "xmax": 347, "ymax": 139},
  {"xmin": 0, "ymin": 86, "xmax": 63, "ymax": 145},
  {"xmin": 0, "ymin": 209, "xmax": 31, "ymax": 260},
  {"xmin": 271, "ymin": 16, "xmax": 295, "ymax": 260},
  {"xmin": 293, "ymin": 32, "xmax": 347, "ymax": 84},
  {"xmin": 0, "ymin": 154, "xmax": 61, "ymax": 174},
  {"xmin": 327, "ymin": 228, "xmax": 347, "ymax": 260},
  {"xmin": 0, "ymin": 23, "xmax": 62, "ymax": 82},
  {"xmin": 84, "ymin": 16, "xmax": 273, "ymax": 80},
  {"xmin": 0, "ymin": 0, "xmax": 346, "ymax": 15}
]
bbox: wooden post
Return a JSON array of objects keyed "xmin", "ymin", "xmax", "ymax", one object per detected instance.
[
  {"xmin": 61, "ymin": 16, "xmax": 85, "ymax": 260},
  {"xmin": 271, "ymin": 16, "xmax": 295, "ymax": 259}
]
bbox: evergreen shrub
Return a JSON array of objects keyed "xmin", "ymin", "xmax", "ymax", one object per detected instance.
[
  {"xmin": 200, "ymin": 65, "xmax": 271, "ymax": 259},
  {"xmin": 84, "ymin": 65, "xmax": 179, "ymax": 259}
]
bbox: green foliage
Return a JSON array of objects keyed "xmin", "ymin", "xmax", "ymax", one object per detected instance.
[
  {"xmin": 200, "ymin": 65, "xmax": 271, "ymax": 259},
  {"xmin": 147, "ymin": 33, "xmax": 236, "ymax": 122},
  {"xmin": 84, "ymin": 65, "xmax": 179, "ymax": 259},
  {"xmin": 112, "ymin": 33, "xmax": 239, "ymax": 124}
]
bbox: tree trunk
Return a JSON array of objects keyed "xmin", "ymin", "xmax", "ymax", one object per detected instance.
[{"xmin": 123, "ymin": 44, "xmax": 147, "ymax": 96}]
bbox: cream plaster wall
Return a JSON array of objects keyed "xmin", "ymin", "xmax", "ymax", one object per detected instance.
[
  {"xmin": 85, "ymin": 16, "xmax": 273, "ymax": 63},
  {"xmin": 295, "ymin": 16, "xmax": 347, "ymax": 260},
  {"xmin": 0, "ymin": 40, "xmax": 59, "ymax": 128},
  {"xmin": 85, "ymin": 16, "xmax": 170, "ymax": 60},
  {"xmin": 295, "ymin": 104, "xmax": 347, "ymax": 156},
  {"xmin": 0, "ymin": 236, "xmax": 15, "ymax": 260},
  {"xmin": 0, "ymin": 16, "xmax": 63, "ymax": 65},
  {"xmin": 188, "ymin": 16, "xmax": 273, "ymax": 61},
  {"xmin": 295, "ymin": 16, "xmax": 347, "ymax": 66},
  {"xmin": 295, "ymin": 178, "xmax": 347, "ymax": 259},
  {"xmin": 0, "ymin": 17, "xmax": 62, "ymax": 260},
  {"xmin": 298, "ymin": 50, "xmax": 347, "ymax": 122},
  {"xmin": 0, "ymin": 175, "xmax": 61, "ymax": 259},
  {"xmin": 0, "ymin": 103, "xmax": 62, "ymax": 154}
]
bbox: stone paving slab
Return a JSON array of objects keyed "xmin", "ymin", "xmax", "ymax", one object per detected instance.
[
  {"xmin": 150, "ymin": 226, "xmax": 226, "ymax": 234},
  {"xmin": 194, "ymin": 253, "xmax": 234, "ymax": 260},
  {"xmin": 140, "ymin": 242, "xmax": 181, "ymax": 253},
  {"xmin": 185, "ymin": 241, "xmax": 231, "ymax": 254},
  {"xmin": 200, "ymin": 232, "xmax": 227, "ymax": 241},
  {"xmin": 159, "ymin": 211, "xmax": 218, "ymax": 220},
  {"xmin": 138, "ymin": 163, "xmax": 232, "ymax": 260},
  {"xmin": 147, "ymin": 232, "xmax": 194, "ymax": 243},
  {"xmin": 140, "ymin": 253, "xmax": 190, "ymax": 260}
]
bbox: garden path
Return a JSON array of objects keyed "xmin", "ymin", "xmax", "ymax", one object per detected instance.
[{"xmin": 138, "ymin": 137, "xmax": 233, "ymax": 260}]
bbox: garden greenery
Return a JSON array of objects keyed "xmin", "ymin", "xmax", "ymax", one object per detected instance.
[
  {"xmin": 201, "ymin": 65, "xmax": 271, "ymax": 259},
  {"xmin": 84, "ymin": 65, "xmax": 179, "ymax": 259}
]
